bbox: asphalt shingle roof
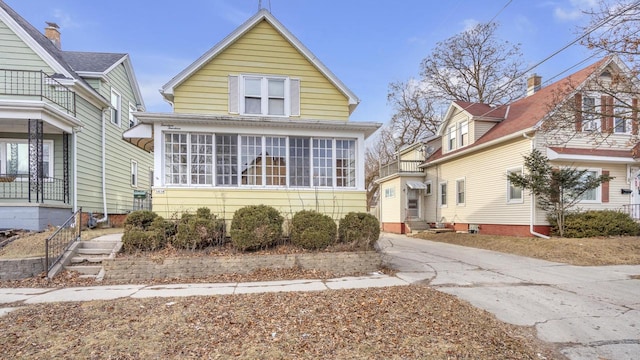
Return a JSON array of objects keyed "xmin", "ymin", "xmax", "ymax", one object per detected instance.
[{"xmin": 62, "ymin": 51, "xmax": 126, "ymax": 73}]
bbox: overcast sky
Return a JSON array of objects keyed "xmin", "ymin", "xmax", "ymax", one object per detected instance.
[{"xmin": 6, "ymin": 0, "xmax": 600, "ymax": 122}]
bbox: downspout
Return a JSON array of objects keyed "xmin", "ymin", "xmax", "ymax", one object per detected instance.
[
  {"xmin": 72, "ymin": 127, "xmax": 80, "ymax": 212},
  {"xmin": 96, "ymin": 108, "xmax": 109, "ymax": 224},
  {"xmin": 522, "ymin": 132, "xmax": 550, "ymax": 239}
]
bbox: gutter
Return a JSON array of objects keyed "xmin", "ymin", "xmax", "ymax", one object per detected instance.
[{"xmin": 522, "ymin": 132, "xmax": 550, "ymax": 239}]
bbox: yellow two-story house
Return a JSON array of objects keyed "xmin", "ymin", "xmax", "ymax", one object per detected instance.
[{"xmin": 125, "ymin": 9, "xmax": 380, "ymax": 223}]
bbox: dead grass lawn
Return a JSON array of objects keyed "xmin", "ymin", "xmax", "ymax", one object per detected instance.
[
  {"xmin": 0, "ymin": 285, "xmax": 560, "ymax": 359},
  {"xmin": 412, "ymin": 232, "xmax": 640, "ymax": 266},
  {"xmin": 0, "ymin": 227, "xmax": 123, "ymax": 259}
]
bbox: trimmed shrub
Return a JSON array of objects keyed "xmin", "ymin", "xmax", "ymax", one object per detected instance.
[
  {"xmin": 338, "ymin": 212, "xmax": 380, "ymax": 250},
  {"xmin": 123, "ymin": 210, "xmax": 158, "ymax": 230},
  {"xmin": 230, "ymin": 205, "xmax": 283, "ymax": 251},
  {"xmin": 290, "ymin": 210, "xmax": 337, "ymax": 249},
  {"xmin": 554, "ymin": 210, "xmax": 640, "ymax": 238},
  {"xmin": 173, "ymin": 207, "xmax": 225, "ymax": 250},
  {"xmin": 148, "ymin": 216, "xmax": 176, "ymax": 249},
  {"xmin": 122, "ymin": 210, "xmax": 166, "ymax": 253},
  {"xmin": 122, "ymin": 230, "xmax": 159, "ymax": 253}
]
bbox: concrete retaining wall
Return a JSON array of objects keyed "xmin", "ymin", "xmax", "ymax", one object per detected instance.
[
  {"xmin": 103, "ymin": 251, "xmax": 381, "ymax": 281},
  {"xmin": 0, "ymin": 257, "xmax": 45, "ymax": 280}
]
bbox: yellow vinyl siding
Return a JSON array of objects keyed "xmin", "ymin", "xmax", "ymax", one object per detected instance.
[
  {"xmin": 152, "ymin": 188, "xmax": 366, "ymax": 222},
  {"xmin": 174, "ymin": 20, "xmax": 349, "ymax": 120},
  {"xmin": 378, "ymin": 177, "xmax": 402, "ymax": 223},
  {"xmin": 428, "ymin": 138, "xmax": 532, "ymax": 225}
]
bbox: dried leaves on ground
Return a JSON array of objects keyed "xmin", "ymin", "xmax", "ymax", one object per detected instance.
[
  {"xmin": 412, "ymin": 232, "xmax": 640, "ymax": 266},
  {"xmin": 0, "ymin": 285, "xmax": 560, "ymax": 359}
]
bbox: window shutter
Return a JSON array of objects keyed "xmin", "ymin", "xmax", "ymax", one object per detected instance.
[
  {"xmin": 633, "ymin": 98, "xmax": 638, "ymax": 135},
  {"xmin": 601, "ymin": 95, "xmax": 614, "ymax": 133},
  {"xmin": 228, "ymin": 75, "xmax": 239, "ymax": 114},
  {"xmin": 602, "ymin": 170, "xmax": 610, "ymax": 203},
  {"xmin": 575, "ymin": 93, "xmax": 582, "ymax": 132},
  {"xmin": 290, "ymin": 78, "xmax": 300, "ymax": 116}
]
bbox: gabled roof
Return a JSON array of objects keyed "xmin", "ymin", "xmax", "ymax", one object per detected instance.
[
  {"xmin": 0, "ymin": 1, "xmax": 144, "ymax": 109},
  {"xmin": 0, "ymin": 0, "xmax": 78, "ymax": 79},
  {"xmin": 161, "ymin": 9, "xmax": 360, "ymax": 113},
  {"xmin": 437, "ymin": 101, "xmax": 508, "ymax": 136},
  {"xmin": 63, "ymin": 51, "xmax": 126, "ymax": 73},
  {"xmin": 427, "ymin": 56, "xmax": 612, "ymax": 164},
  {"xmin": 63, "ymin": 51, "xmax": 146, "ymax": 110}
]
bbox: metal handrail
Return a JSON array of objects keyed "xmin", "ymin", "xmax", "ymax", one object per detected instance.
[
  {"xmin": 0, "ymin": 68, "xmax": 76, "ymax": 115},
  {"xmin": 45, "ymin": 208, "xmax": 82, "ymax": 276},
  {"xmin": 0, "ymin": 173, "xmax": 68, "ymax": 203},
  {"xmin": 379, "ymin": 160, "xmax": 423, "ymax": 178}
]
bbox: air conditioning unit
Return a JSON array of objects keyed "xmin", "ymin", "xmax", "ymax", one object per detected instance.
[{"xmin": 583, "ymin": 121, "xmax": 597, "ymax": 132}]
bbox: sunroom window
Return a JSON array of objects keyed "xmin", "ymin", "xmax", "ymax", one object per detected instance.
[{"xmin": 162, "ymin": 133, "xmax": 357, "ymax": 189}]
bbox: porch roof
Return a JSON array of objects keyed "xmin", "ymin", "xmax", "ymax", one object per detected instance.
[{"xmin": 123, "ymin": 112, "xmax": 382, "ymax": 152}]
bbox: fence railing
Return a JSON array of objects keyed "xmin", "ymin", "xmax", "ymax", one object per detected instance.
[
  {"xmin": 0, "ymin": 174, "xmax": 68, "ymax": 203},
  {"xmin": 0, "ymin": 69, "xmax": 76, "ymax": 116},
  {"xmin": 622, "ymin": 204, "xmax": 640, "ymax": 221},
  {"xmin": 379, "ymin": 160, "xmax": 423, "ymax": 178},
  {"xmin": 45, "ymin": 208, "xmax": 82, "ymax": 276}
]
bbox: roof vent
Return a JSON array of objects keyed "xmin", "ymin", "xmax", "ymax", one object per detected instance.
[{"xmin": 44, "ymin": 22, "xmax": 61, "ymax": 49}]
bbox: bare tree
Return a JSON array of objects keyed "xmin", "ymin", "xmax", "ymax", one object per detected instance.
[
  {"xmin": 582, "ymin": 1, "xmax": 640, "ymax": 73},
  {"xmin": 420, "ymin": 22, "xmax": 526, "ymax": 105},
  {"xmin": 367, "ymin": 22, "xmax": 526, "ymax": 209},
  {"xmin": 540, "ymin": 1, "xmax": 640, "ymax": 147}
]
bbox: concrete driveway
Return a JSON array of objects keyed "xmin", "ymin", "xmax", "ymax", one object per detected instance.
[{"xmin": 377, "ymin": 233, "xmax": 640, "ymax": 360}]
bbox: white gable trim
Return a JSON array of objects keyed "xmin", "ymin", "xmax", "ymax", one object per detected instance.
[
  {"xmin": 0, "ymin": 8, "xmax": 72, "ymax": 78},
  {"xmin": 160, "ymin": 9, "xmax": 359, "ymax": 112}
]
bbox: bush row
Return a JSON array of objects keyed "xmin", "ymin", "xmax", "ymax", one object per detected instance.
[
  {"xmin": 550, "ymin": 210, "xmax": 640, "ymax": 238},
  {"xmin": 122, "ymin": 206, "xmax": 380, "ymax": 253}
]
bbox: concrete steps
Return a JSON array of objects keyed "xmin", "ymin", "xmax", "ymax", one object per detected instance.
[
  {"xmin": 406, "ymin": 219, "xmax": 431, "ymax": 234},
  {"xmin": 63, "ymin": 240, "xmax": 121, "ymax": 281}
]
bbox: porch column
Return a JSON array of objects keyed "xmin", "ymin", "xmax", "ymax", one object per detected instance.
[
  {"xmin": 63, "ymin": 132, "xmax": 69, "ymax": 204},
  {"xmin": 28, "ymin": 119, "xmax": 44, "ymax": 203}
]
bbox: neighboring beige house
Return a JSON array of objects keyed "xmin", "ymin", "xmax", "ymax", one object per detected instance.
[
  {"xmin": 125, "ymin": 9, "xmax": 380, "ymax": 224},
  {"xmin": 377, "ymin": 56, "xmax": 640, "ymax": 236},
  {"xmin": 0, "ymin": 1, "xmax": 153, "ymax": 230}
]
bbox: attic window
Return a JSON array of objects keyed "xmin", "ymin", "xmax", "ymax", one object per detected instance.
[{"xmin": 242, "ymin": 76, "xmax": 287, "ymax": 116}]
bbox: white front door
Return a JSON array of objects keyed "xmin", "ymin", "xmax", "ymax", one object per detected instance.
[{"xmin": 406, "ymin": 188, "xmax": 419, "ymax": 218}]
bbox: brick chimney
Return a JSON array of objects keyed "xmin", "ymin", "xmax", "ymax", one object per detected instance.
[
  {"xmin": 44, "ymin": 22, "xmax": 61, "ymax": 49},
  {"xmin": 527, "ymin": 74, "xmax": 541, "ymax": 96}
]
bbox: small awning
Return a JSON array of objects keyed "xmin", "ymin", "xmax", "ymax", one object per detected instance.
[
  {"xmin": 122, "ymin": 123, "xmax": 153, "ymax": 152},
  {"xmin": 406, "ymin": 181, "xmax": 427, "ymax": 190}
]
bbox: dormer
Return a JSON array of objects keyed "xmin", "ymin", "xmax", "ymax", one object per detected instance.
[{"xmin": 438, "ymin": 101, "xmax": 507, "ymax": 154}]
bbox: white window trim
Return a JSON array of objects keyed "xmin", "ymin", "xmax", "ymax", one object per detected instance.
[
  {"xmin": 581, "ymin": 94, "xmax": 601, "ymax": 132},
  {"xmin": 161, "ymin": 132, "xmax": 359, "ymax": 190},
  {"xmin": 128, "ymin": 102, "xmax": 137, "ymax": 128},
  {"xmin": 439, "ymin": 181, "xmax": 448, "ymax": 207},
  {"xmin": 110, "ymin": 88, "xmax": 122, "ymax": 127},
  {"xmin": 613, "ymin": 98, "xmax": 632, "ymax": 134},
  {"xmin": 576, "ymin": 167, "xmax": 602, "ymax": 204},
  {"xmin": 506, "ymin": 166, "xmax": 524, "ymax": 204},
  {"xmin": 447, "ymin": 125, "xmax": 456, "ymax": 151},
  {"xmin": 458, "ymin": 120, "xmax": 468, "ymax": 148},
  {"xmin": 425, "ymin": 180, "xmax": 433, "ymax": 196},
  {"xmin": 131, "ymin": 160, "xmax": 138, "ymax": 187},
  {"xmin": 0, "ymin": 139, "xmax": 54, "ymax": 179},
  {"xmin": 239, "ymin": 74, "xmax": 290, "ymax": 117},
  {"xmin": 456, "ymin": 177, "xmax": 466, "ymax": 206},
  {"xmin": 384, "ymin": 187, "xmax": 396, "ymax": 198}
]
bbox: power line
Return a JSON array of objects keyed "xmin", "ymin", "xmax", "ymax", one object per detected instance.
[{"xmin": 488, "ymin": 0, "xmax": 513, "ymax": 24}]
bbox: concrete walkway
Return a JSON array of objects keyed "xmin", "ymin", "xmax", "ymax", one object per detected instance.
[{"xmin": 377, "ymin": 232, "xmax": 640, "ymax": 360}]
